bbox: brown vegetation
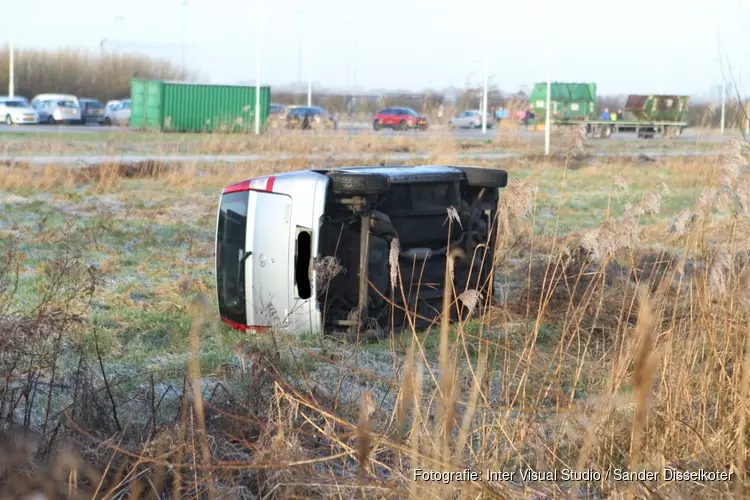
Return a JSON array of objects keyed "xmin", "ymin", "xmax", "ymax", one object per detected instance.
[
  {"xmin": 0, "ymin": 47, "xmax": 189, "ymax": 102},
  {"xmin": 0, "ymin": 134, "xmax": 749, "ymax": 498}
]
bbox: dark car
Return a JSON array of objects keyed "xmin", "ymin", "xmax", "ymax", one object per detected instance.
[
  {"xmin": 78, "ymin": 98, "xmax": 106, "ymax": 124},
  {"xmin": 373, "ymin": 107, "xmax": 428, "ymax": 131},
  {"xmin": 286, "ymin": 106, "xmax": 338, "ymax": 130}
]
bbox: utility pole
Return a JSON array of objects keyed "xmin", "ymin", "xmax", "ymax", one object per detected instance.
[
  {"xmin": 8, "ymin": 35, "xmax": 14, "ymax": 98},
  {"xmin": 544, "ymin": 0, "xmax": 553, "ymax": 156},
  {"xmin": 254, "ymin": 0, "xmax": 262, "ymax": 135}
]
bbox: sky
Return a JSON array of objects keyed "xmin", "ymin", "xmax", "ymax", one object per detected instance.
[{"xmin": 4, "ymin": 0, "xmax": 750, "ymax": 97}]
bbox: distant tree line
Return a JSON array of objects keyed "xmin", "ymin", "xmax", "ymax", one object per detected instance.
[
  {"xmin": 0, "ymin": 47, "xmax": 190, "ymax": 102},
  {"xmin": 1, "ymin": 47, "xmax": 742, "ymax": 128}
]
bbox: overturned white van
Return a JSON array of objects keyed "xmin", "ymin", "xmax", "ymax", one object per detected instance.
[{"xmin": 215, "ymin": 165, "xmax": 508, "ymax": 339}]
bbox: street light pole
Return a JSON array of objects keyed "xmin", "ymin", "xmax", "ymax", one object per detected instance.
[
  {"xmin": 254, "ymin": 0, "xmax": 262, "ymax": 135},
  {"xmin": 180, "ymin": 2, "xmax": 188, "ymax": 75},
  {"xmin": 481, "ymin": 54, "xmax": 488, "ymax": 134},
  {"xmin": 8, "ymin": 35, "xmax": 14, "ymax": 98},
  {"xmin": 544, "ymin": 0, "xmax": 553, "ymax": 156},
  {"xmin": 307, "ymin": 30, "xmax": 312, "ymax": 107},
  {"xmin": 721, "ymin": 81, "xmax": 726, "ymax": 136},
  {"xmin": 297, "ymin": 9, "xmax": 303, "ymax": 86},
  {"xmin": 114, "ymin": 16, "xmax": 123, "ymax": 52}
]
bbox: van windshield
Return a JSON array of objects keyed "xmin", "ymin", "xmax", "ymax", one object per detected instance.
[{"xmin": 216, "ymin": 191, "xmax": 249, "ymax": 326}]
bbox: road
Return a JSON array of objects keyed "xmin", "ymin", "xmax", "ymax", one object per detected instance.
[
  {"xmin": 0, "ymin": 122, "xmax": 738, "ymax": 143},
  {"xmin": 0, "ymin": 150, "xmax": 721, "ymax": 167}
]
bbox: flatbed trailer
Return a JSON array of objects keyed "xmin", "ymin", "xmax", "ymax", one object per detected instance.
[{"xmin": 552, "ymin": 119, "xmax": 689, "ymax": 139}]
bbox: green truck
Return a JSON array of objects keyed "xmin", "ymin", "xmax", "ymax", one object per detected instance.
[{"xmin": 529, "ymin": 82, "xmax": 690, "ymax": 139}]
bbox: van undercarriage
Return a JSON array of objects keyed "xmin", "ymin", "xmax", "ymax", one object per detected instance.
[{"xmin": 315, "ymin": 167, "xmax": 506, "ymax": 339}]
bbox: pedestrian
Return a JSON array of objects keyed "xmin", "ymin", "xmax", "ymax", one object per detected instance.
[
  {"xmin": 601, "ymin": 108, "xmax": 611, "ymax": 121},
  {"xmin": 617, "ymin": 109, "xmax": 624, "ymax": 121},
  {"xmin": 437, "ymin": 104, "xmax": 444, "ymax": 125},
  {"xmin": 524, "ymin": 109, "xmax": 534, "ymax": 126}
]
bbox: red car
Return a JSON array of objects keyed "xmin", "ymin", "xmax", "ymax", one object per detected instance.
[{"xmin": 373, "ymin": 107, "xmax": 428, "ymax": 131}]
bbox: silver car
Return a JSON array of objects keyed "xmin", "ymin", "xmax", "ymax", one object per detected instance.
[
  {"xmin": 31, "ymin": 94, "xmax": 82, "ymax": 124},
  {"xmin": 215, "ymin": 165, "xmax": 508, "ymax": 339},
  {"xmin": 0, "ymin": 98, "xmax": 39, "ymax": 124},
  {"xmin": 103, "ymin": 99, "xmax": 131, "ymax": 126},
  {"xmin": 448, "ymin": 110, "xmax": 495, "ymax": 129}
]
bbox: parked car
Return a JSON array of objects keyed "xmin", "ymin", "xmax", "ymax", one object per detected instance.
[
  {"xmin": 286, "ymin": 106, "xmax": 338, "ymax": 130},
  {"xmin": 78, "ymin": 98, "xmax": 106, "ymax": 124},
  {"xmin": 373, "ymin": 108, "xmax": 428, "ymax": 131},
  {"xmin": 104, "ymin": 99, "xmax": 131, "ymax": 126},
  {"xmin": 31, "ymin": 94, "xmax": 82, "ymax": 124},
  {"xmin": 215, "ymin": 164, "xmax": 508, "ymax": 339},
  {"xmin": 0, "ymin": 95, "xmax": 30, "ymax": 106},
  {"xmin": 267, "ymin": 103, "xmax": 287, "ymax": 129},
  {"xmin": 0, "ymin": 97, "xmax": 39, "ymax": 125},
  {"xmin": 448, "ymin": 110, "xmax": 495, "ymax": 129},
  {"xmin": 270, "ymin": 103, "xmax": 287, "ymax": 116}
]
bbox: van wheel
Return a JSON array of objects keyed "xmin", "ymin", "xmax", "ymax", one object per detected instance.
[
  {"xmin": 399, "ymin": 120, "xmax": 408, "ymax": 130},
  {"xmin": 103, "ymin": 117, "xmax": 111, "ymax": 126},
  {"xmin": 373, "ymin": 120, "xmax": 382, "ymax": 131},
  {"xmin": 5, "ymin": 115, "xmax": 12, "ymax": 125},
  {"xmin": 455, "ymin": 166, "xmax": 508, "ymax": 189},
  {"xmin": 327, "ymin": 171, "xmax": 390, "ymax": 195}
]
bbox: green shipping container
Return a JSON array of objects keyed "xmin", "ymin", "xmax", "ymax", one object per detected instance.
[
  {"xmin": 529, "ymin": 82, "xmax": 597, "ymax": 120},
  {"xmin": 625, "ymin": 95, "xmax": 689, "ymax": 122},
  {"xmin": 130, "ymin": 79, "xmax": 271, "ymax": 133}
]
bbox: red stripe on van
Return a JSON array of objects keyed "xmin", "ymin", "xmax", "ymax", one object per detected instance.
[
  {"xmin": 264, "ymin": 176, "xmax": 276, "ymax": 192},
  {"xmin": 223, "ymin": 180, "xmax": 252, "ymax": 194},
  {"xmin": 221, "ymin": 318, "xmax": 269, "ymax": 334},
  {"xmin": 221, "ymin": 318, "xmax": 247, "ymax": 331}
]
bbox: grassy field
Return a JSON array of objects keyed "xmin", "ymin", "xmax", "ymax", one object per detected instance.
[
  {"xmin": 0, "ymin": 131, "xmax": 748, "ymax": 498},
  {"xmin": 0, "ymin": 123, "xmax": 740, "ymax": 158}
]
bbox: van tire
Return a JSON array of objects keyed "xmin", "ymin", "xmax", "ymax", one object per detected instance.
[
  {"xmin": 455, "ymin": 166, "xmax": 508, "ymax": 189},
  {"xmin": 328, "ymin": 171, "xmax": 390, "ymax": 195}
]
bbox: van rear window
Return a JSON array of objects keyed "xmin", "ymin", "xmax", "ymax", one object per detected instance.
[{"xmin": 216, "ymin": 191, "xmax": 249, "ymax": 326}]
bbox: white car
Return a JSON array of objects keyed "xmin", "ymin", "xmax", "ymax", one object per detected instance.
[
  {"xmin": 104, "ymin": 99, "xmax": 131, "ymax": 126},
  {"xmin": 31, "ymin": 94, "xmax": 82, "ymax": 124},
  {"xmin": 0, "ymin": 95, "xmax": 30, "ymax": 106},
  {"xmin": 448, "ymin": 110, "xmax": 496, "ymax": 129},
  {"xmin": 0, "ymin": 98, "xmax": 39, "ymax": 125},
  {"xmin": 215, "ymin": 165, "xmax": 508, "ymax": 339}
]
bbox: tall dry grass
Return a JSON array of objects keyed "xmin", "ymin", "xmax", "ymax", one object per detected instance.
[{"xmin": 1, "ymin": 136, "xmax": 749, "ymax": 498}]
